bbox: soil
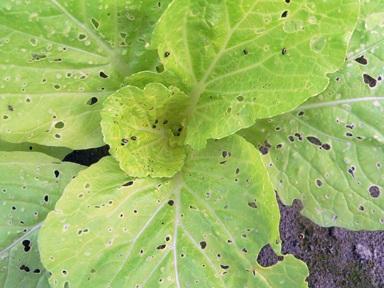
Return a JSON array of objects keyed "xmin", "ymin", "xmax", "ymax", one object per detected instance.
[{"xmin": 64, "ymin": 146, "xmax": 384, "ymax": 288}]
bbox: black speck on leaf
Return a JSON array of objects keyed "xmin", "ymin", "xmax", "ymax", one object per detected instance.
[
  {"xmin": 131, "ymin": 136, "xmax": 137, "ymax": 140},
  {"xmin": 282, "ymin": 48, "xmax": 286, "ymax": 55},
  {"xmin": 243, "ymin": 49, "xmax": 248, "ymax": 55},
  {"xmin": 164, "ymin": 52, "xmax": 170, "ymax": 58}
]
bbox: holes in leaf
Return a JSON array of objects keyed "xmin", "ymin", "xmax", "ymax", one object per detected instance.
[
  {"xmin": 355, "ymin": 55, "xmax": 368, "ymax": 65},
  {"xmin": 369, "ymin": 185, "xmax": 381, "ymax": 198},
  {"xmin": 99, "ymin": 71, "xmax": 109, "ymax": 78},
  {"xmin": 54, "ymin": 84, "xmax": 61, "ymax": 90},
  {"xmin": 220, "ymin": 264, "xmax": 230, "ymax": 270},
  {"xmin": 285, "ymin": 0, "xmax": 290, "ymax": 3},
  {"xmin": 22, "ymin": 239, "xmax": 31, "ymax": 252},
  {"xmin": 306, "ymin": 136, "xmax": 322, "ymax": 146},
  {"xmin": 281, "ymin": 10, "xmax": 288, "ymax": 18},
  {"xmin": 156, "ymin": 244, "xmax": 167, "ymax": 250},
  {"xmin": 167, "ymin": 200, "xmax": 174, "ymax": 206},
  {"xmin": 363, "ymin": 74, "xmax": 377, "ymax": 88},
  {"xmin": 78, "ymin": 33, "xmax": 87, "ymax": 41},
  {"xmin": 248, "ymin": 201, "xmax": 257, "ymax": 208},
  {"xmin": 54, "ymin": 170, "xmax": 60, "ymax": 178},
  {"xmin": 259, "ymin": 146, "xmax": 269, "ymax": 155},
  {"xmin": 315, "ymin": 179, "xmax": 323, "ymax": 187},
  {"xmin": 44, "ymin": 195, "xmax": 49, "ymax": 202},
  {"xmin": 91, "ymin": 18, "xmax": 100, "ymax": 30},
  {"xmin": 55, "ymin": 121, "xmax": 65, "ymax": 129},
  {"xmin": 90, "ymin": 268, "xmax": 96, "ymax": 273},
  {"xmin": 122, "ymin": 181, "xmax": 133, "ymax": 187},
  {"xmin": 33, "ymin": 269, "xmax": 41, "ymax": 274},
  {"xmin": 276, "ymin": 144, "xmax": 283, "ymax": 149},
  {"xmin": 86, "ymin": 97, "xmax": 98, "ymax": 105},
  {"xmin": 19, "ymin": 265, "xmax": 30, "ymax": 272},
  {"xmin": 288, "ymin": 136, "xmax": 294, "ymax": 142},
  {"xmin": 359, "ymin": 205, "xmax": 365, "ymax": 211},
  {"xmin": 297, "ymin": 111, "xmax": 304, "ymax": 116},
  {"xmin": 236, "ymin": 95, "xmax": 244, "ymax": 102},
  {"xmin": 30, "ymin": 38, "xmax": 37, "ymax": 46},
  {"xmin": 199, "ymin": 241, "xmax": 207, "ymax": 249},
  {"xmin": 321, "ymin": 143, "xmax": 331, "ymax": 150}
]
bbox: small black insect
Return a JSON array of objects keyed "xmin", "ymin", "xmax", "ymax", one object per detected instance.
[
  {"xmin": 163, "ymin": 120, "xmax": 168, "ymax": 124},
  {"xmin": 165, "ymin": 52, "xmax": 170, "ymax": 58},
  {"xmin": 131, "ymin": 136, "xmax": 137, "ymax": 140},
  {"xmin": 282, "ymin": 48, "xmax": 287, "ymax": 55},
  {"xmin": 122, "ymin": 139, "xmax": 128, "ymax": 143},
  {"xmin": 243, "ymin": 49, "xmax": 248, "ymax": 55},
  {"xmin": 8, "ymin": 105, "xmax": 13, "ymax": 111}
]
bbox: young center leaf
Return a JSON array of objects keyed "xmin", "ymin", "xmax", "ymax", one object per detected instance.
[
  {"xmin": 39, "ymin": 135, "xmax": 308, "ymax": 288},
  {"xmin": 0, "ymin": 152, "xmax": 84, "ymax": 288},
  {"xmin": 238, "ymin": 0, "xmax": 384, "ymax": 231},
  {"xmin": 0, "ymin": 0, "xmax": 171, "ymax": 149},
  {"xmin": 101, "ymin": 83, "xmax": 189, "ymax": 178},
  {"xmin": 150, "ymin": 0, "xmax": 360, "ymax": 150}
]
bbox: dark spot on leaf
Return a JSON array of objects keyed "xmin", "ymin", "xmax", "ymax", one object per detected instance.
[
  {"xmin": 243, "ymin": 49, "xmax": 248, "ymax": 55},
  {"xmin": 355, "ymin": 55, "xmax": 368, "ymax": 65},
  {"xmin": 131, "ymin": 136, "xmax": 137, "ymax": 140},
  {"xmin": 369, "ymin": 185, "xmax": 381, "ymax": 198},
  {"xmin": 220, "ymin": 264, "xmax": 230, "ymax": 269},
  {"xmin": 378, "ymin": 76, "xmax": 383, "ymax": 81},
  {"xmin": 222, "ymin": 151, "xmax": 227, "ymax": 158},
  {"xmin": 8, "ymin": 105, "xmax": 13, "ymax": 111},
  {"xmin": 348, "ymin": 167, "xmax": 355, "ymax": 179},
  {"xmin": 316, "ymin": 179, "xmax": 322, "ymax": 187},
  {"xmin": 259, "ymin": 146, "xmax": 269, "ymax": 155},
  {"xmin": 294, "ymin": 133, "xmax": 303, "ymax": 141},
  {"xmin": 276, "ymin": 144, "xmax": 283, "ymax": 149},
  {"xmin": 156, "ymin": 244, "xmax": 166, "ymax": 250},
  {"xmin": 242, "ymin": 247, "xmax": 248, "ymax": 252},
  {"xmin": 164, "ymin": 52, "xmax": 170, "ymax": 58},
  {"xmin": 346, "ymin": 124, "xmax": 355, "ymax": 129},
  {"xmin": 220, "ymin": 160, "xmax": 227, "ymax": 164},
  {"xmin": 264, "ymin": 140, "xmax": 271, "ymax": 148},
  {"xmin": 99, "ymin": 71, "xmax": 109, "ymax": 78},
  {"xmin": 288, "ymin": 136, "xmax": 294, "ymax": 142},
  {"xmin": 248, "ymin": 202, "xmax": 257, "ymax": 208},
  {"xmin": 321, "ymin": 143, "xmax": 331, "ymax": 150},
  {"xmin": 282, "ymin": 48, "xmax": 286, "ymax": 55},
  {"xmin": 33, "ymin": 269, "xmax": 41, "ymax": 273},
  {"xmin": 345, "ymin": 132, "xmax": 353, "ymax": 137},
  {"xmin": 163, "ymin": 120, "xmax": 168, "ymax": 124},
  {"xmin": 236, "ymin": 168, "xmax": 240, "ymax": 174},
  {"xmin": 306, "ymin": 136, "xmax": 322, "ymax": 146},
  {"xmin": 363, "ymin": 74, "xmax": 377, "ymax": 88},
  {"xmin": 22, "ymin": 239, "xmax": 31, "ymax": 252},
  {"xmin": 297, "ymin": 111, "xmax": 304, "ymax": 116},
  {"xmin": 200, "ymin": 241, "xmax": 207, "ymax": 249},
  {"xmin": 281, "ymin": 10, "xmax": 288, "ymax": 18},
  {"xmin": 167, "ymin": 200, "xmax": 174, "ymax": 206}
]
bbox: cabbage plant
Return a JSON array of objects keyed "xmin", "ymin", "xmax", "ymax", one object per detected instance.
[{"xmin": 1, "ymin": 0, "xmax": 382, "ymax": 287}]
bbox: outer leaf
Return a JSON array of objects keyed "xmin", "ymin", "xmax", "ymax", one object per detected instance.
[
  {"xmin": 239, "ymin": 0, "xmax": 384, "ymax": 231},
  {"xmin": 0, "ymin": 0, "xmax": 171, "ymax": 149},
  {"xmin": 0, "ymin": 152, "xmax": 84, "ymax": 288},
  {"xmin": 0, "ymin": 138, "xmax": 72, "ymax": 160},
  {"xmin": 101, "ymin": 83, "xmax": 189, "ymax": 178},
  {"xmin": 150, "ymin": 0, "xmax": 359, "ymax": 150},
  {"xmin": 39, "ymin": 135, "xmax": 308, "ymax": 287}
]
